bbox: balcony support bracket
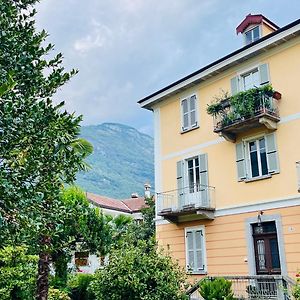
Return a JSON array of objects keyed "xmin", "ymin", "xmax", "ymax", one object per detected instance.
[
  {"xmin": 196, "ymin": 209, "xmax": 215, "ymax": 220},
  {"xmin": 259, "ymin": 117, "xmax": 278, "ymax": 130},
  {"xmin": 219, "ymin": 132, "xmax": 236, "ymax": 143}
]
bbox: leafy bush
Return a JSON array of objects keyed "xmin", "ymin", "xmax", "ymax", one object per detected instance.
[
  {"xmin": 90, "ymin": 240, "xmax": 188, "ymax": 300},
  {"xmin": 0, "ymin": 246, "xmax": 38, "ymax": 300},
  {"xmin": 199, "ymin": 277, "xmax": 234, "ymax": 300},
  {"xmin": 293, "ymin": 285, "xmax": 300, "ymax": 300},
  {"xmin": 48, "ymin": 288, "xmax": 71, "ymax": 300},
  {"xmin": 68, "ymin": 273, "xmax": 95, "ymax": 300}
]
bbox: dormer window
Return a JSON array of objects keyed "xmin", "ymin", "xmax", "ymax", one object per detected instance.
[{"xmin": 244, "ymin": 26, "xmax": 260, "ymax": 45}]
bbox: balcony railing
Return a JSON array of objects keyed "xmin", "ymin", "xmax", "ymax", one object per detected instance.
[
  {"xmin": 207, "ymin": 86, "xmax": 281, "ymax": 142},
  {"xmin": 157, "ymin": 184, "xmax": 215, "ymax": 222},
  {"xmin": 187, "ymin": 275, "xmax": 295, "ymax": 300}
]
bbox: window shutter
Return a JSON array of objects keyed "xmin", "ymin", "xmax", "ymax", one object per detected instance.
[
  {"xmin": 186, "ymin": 230, "xmax": 195, "ymax": 272},
  {"xmin": 177, "ymin": 160, "xmax": 185, "ymax": 208},
  {"xmin": 198, "ymin": 154, "xmax": 209, "ymax": 206},
  {"xmin": 265, "ymin": 133, "xmax": 279, "ymax": 173},
  {"xmin": 236, "ymin": 142, "xmax": 247, "ymax": 180},
  {"xmin": 259, "ymin": 63, "xmax": 270, "ymax": 85},
  {"xmin": 195, "ymin": 230, "xmax": 204, "ymax": 271},
  {"xmin": 181, "ymin": 99, "xmax": 189, "ymax": 131},
  {"xmin": 230, "ymin": 76, "xmax": 239, "ymax": 95}
]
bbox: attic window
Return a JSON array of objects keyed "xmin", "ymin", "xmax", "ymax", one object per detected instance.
[{"xmin": 244, "ymin": 26, "xmax": 260, "ymax": 45}]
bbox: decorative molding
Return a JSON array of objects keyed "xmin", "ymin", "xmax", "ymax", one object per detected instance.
[{"xmin": 245, "ymin": 214, "xmax": 287, "ymax": 276}]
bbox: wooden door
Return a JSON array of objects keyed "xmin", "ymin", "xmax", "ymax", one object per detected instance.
[{"xmin": 252, "ymin": 221, "xmax": 281, "ymax": 275}]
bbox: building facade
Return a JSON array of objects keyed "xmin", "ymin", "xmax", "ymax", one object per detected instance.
[{"xmin": 139, "ymin": 14, "xmax": 300, "ymax": 281}]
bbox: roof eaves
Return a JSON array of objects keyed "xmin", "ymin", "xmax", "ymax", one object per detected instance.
[{"xmin": 138, "ymin": 18, "xmax": 300, "ymax": 109}]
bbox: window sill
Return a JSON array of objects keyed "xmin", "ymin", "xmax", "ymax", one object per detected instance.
[
  {"xmin": 181, "ymin": 125, "xmax": 199, "ymax": 134},
  {"xmin": 186, "ymin": 270, "xmax": 207, "ymax": 275},
  {"xmin": 244, "ymin": 174, "xmax": 272, "ymax": 183}
]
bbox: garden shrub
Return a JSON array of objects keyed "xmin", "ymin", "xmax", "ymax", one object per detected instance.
[
  {"xmin": 199, "ymin": 277, "xmax": 234, "ymax": 300},
  {"xmin": 0, "ymin": 246, "xmax": 38, "ymax": 300},
  {"xmin": 90, "ymin": 240, "xmax": 188, "ymax": 300},
  {"xmin": 48, "ymin": 288, "xmax": 71, "ymax": 300},
  {"xmin": 68, "ymin": 273, "xmax": 95, "ymax": 300}
]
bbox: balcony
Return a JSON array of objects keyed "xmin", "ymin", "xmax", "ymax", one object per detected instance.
[
  {"xmin": 157, "ymin": 184, "xmax": 215, "ymax": 223},
  {"xmin": 207, "ymin": 85, "xmax": 281, "ymax": 142}
]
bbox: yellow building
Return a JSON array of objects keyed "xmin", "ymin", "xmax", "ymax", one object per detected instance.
[{"xmin": 139, "ymin": 14, "xmax": 300, "ymax": 298}]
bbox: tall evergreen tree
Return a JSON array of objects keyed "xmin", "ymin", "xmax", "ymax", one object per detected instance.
[{"xmin": 0, "ymin": 1, "xmax": 89, "ymax": 299}]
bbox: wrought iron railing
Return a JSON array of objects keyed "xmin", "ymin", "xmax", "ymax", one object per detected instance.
[
  {"xmin": 187, "ymin": 275, "xmax": 295, "ymax": 300},
  {"xmin": 156, "ymin": 183, "xmax": 215, "ymax": 214},
  {"xmin": 213, "ymin": 90, "xmax": 280, "ymax": 132}
]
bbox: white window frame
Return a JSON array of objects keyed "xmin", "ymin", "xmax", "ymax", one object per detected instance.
[
  {"xmin": 243, "ymin": 134, "xmax": 270, "ymax": 180},
  {"xmin": 186, "ymin": 156, "xmax": 199, "ymax": 193},
  {"xmin": 240, "ymin": 67, "xmax": 260, "ymax": 91},
  {"xmin": 247, "ymin": 137, "xmax": 268, "ymax": 178},
  {"xmin": 243, "ymin": 25, "xmax": 261, "ymax": 45},
  {"xmin": 185, "ymin": 225, "xmax": 207, "ymax": 274},
  {"xmin": 180, "ymin": 94, "xmax": 199, "ymax": 132}
]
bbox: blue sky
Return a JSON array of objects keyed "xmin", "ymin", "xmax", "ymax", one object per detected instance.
[{"xmin": 35, "ymin": 0, "xmax": 299, "ymax": 136}]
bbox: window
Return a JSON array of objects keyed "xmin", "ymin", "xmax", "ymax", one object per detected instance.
[
  {"xmin": 230, "ymin": 64, "xmax": 270, "ymax": 95},
  {"xmin": 181, "ymin": 95, "xmax": 198, "ymax": 131},
  {"xmin": 185, "ymin": 226, "xmax": 207, "ymax": 274},
  {"xmin": 248, "ymin": 137, "xmax": 268, "ymax": 178},
  {"xmin": 235, "ymin": 133, "xmax": 279, "ymax": 181},
  {"xmin": 241, "ymin": 68, "xmax": 259, "ymax": 91},
  {"xmin": 244, "ymin": 26, "xmax": 260, "ymax": 45},
  {"xmin": 177, "ymin": 154, "xmax": 209, "ymax": 208},
  {"xmin": 187, "ymin": 157, "xmax": 200, "ymax": 193}
]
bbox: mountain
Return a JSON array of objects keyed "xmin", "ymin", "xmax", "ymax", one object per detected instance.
[{"xmin": 76, "ymin": 123, "xmax": 154, "ymax": 199}]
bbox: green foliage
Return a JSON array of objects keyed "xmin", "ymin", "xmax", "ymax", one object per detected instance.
[
  {"xmin": 51, "ymin": 186, "xmax": 109, "ymax": 287},
  {"xmin": 293, "ymin": 285, "xmax": 300, "ymax": 300},
  {"xmin": 48, "ymin": 288, "xmax": 71, "ymax": 300},
  {"xmin": 199, "ymin": 278, "xmax": 234, "ymax": 300},
  {"xmin": 68, "ymin": 273, "xmax": 95, "ymax": 300},
  {"xmin": 0, "ymin": 246, "xmax": 38, "ymax": 300},
  {"xmin": 206, "ymin": 85, "xmax": 275, "ymax": 127},
  {"xmin": 90, "ymin": 240, "xmax": 188, "ymax": 300},
  {"xmin": 76, "ymin": 123, "xmax": 154, "ymax": 198}
]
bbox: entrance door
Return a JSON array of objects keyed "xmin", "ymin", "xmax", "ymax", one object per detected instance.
[{"xmin": 252, "ymin": 221, "xmax": 281, "ymax": 275}]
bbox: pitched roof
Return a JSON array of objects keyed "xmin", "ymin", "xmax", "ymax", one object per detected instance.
[
  {"xmin": 138, "ymin": 18, "xmax": 300, "ymax": 109},
  {"xmin": 236, "ymin": 14, "xmax": 279, "ymax": 34},
  {"xmin": 87, "ymin": 192, "xmax": 146, "ymax": 213}
]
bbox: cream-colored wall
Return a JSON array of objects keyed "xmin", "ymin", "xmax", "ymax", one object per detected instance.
[
  {"xmin": 158, "ymin": 37, "xmax": 300, "ymax": 209},
  {"xmin": 261, "ymin": 22, "xmax": 276, "ymax": 37},
  {"xmin": 157, "ymin": 205, "xmax": 300, "ymax": 278}
]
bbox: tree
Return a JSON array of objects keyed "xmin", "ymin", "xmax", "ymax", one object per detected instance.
[
  {"xmin": 51, "ymin": 186, "xmax": 109, "ymax": 288},
  {"xmin": 0, "ymin": 1, "xmax": 90, "ymax": 299},
  {"xmin": 0, "ymin": 246, "xmax": 38, "ymax": 300},
  {"xmin": 90, "ymin": 240, "xmax": 188, "ymax": 300}
]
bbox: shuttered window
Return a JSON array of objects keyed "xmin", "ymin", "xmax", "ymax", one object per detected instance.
[
  {"xmin": 236, "ymin": 133, "xmax": 279, "ymax": 181},
  {"xmin": 230, "ymin": 63, "xmax": 270, "ymax": 95},
  {"xmin": 185, "ymin": 227, "xmax": 206, "ymax": 273},
  {"xmin": 181, "ymin": 95, "xmax": 198, "ymax": 132}
]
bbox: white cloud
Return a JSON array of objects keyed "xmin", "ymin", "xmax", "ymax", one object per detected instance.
[{"xmin": 74, "ymin": 20, "xmax": 113, "ymax": 54}]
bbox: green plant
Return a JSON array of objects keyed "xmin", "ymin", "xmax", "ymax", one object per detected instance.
[
  {"xmin": 48, "ymin": 288, "xmax": 71, "ymax": 300},
  {"xmin": 0, "ymin": 246, "xmax": 38, "ymax": 300},
  {"xmin": 68, "ymin": 273, "xmax": 95, "ymax": 300},
  {"xmin": 293, "ymin": 285, "xmax": 300, "ymax": 300},
  {"xmin": 90, "ymin": 240, "xmax": 188, "ymax": 300},
  {"xmin": 199, "ymin": 277, "xmax": 235, "ymax": 300},
  {"xmin": 207, "ymin": 85, "xmax": 275, "ymax": 128}
]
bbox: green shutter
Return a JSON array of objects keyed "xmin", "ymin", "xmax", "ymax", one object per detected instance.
[
  {"xmin": 195, "ymin": 230, "xmax": 204, "ymax": 271},
  {"xmin": 259, "ymin": 63, "xmax": 270, "ymax": 85},
  {"xmin": 236, "ymin": 142, "xmax": 247, "ymax": 180},
  {"xmin": 177, "ymin": 160, "xmax": 184, "ymax": 208},
  {"xmin": 265, "ymin": 133, "xmax": 279, "ymax": 173},
  {"xmin": 198, "ymin": 154, "xmax": 209, "ymax": 206},
  {"xmin": 186, "ymin": 230, "xmax": 195, "ymax": 271},
  {"xmin": 230, "ymin": 76, "xmax": 239, "ymax": 95}
]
